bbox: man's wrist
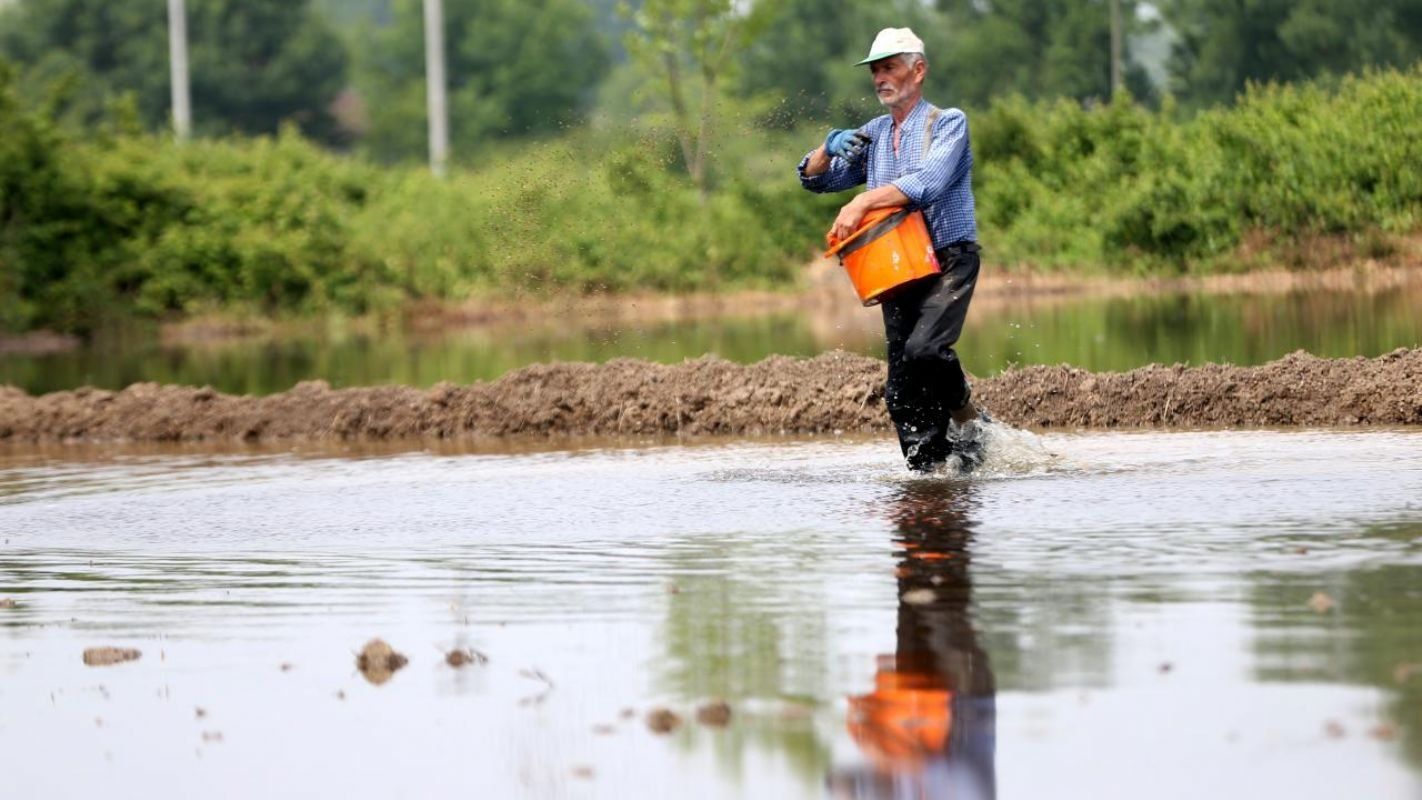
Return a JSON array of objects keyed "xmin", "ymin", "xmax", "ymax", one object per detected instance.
[{"xmin": 803, "ymin": 147, "xmax": 831, "ymax": 177}]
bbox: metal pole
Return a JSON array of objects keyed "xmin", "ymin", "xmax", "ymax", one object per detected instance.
[
  {"xmin": 1109, "ymin": 0, "xmax": 1123, "ymax": 96},
  {"xmin": 167, "ymin": 0, "xmax": 192, "ymax": 140},
  {"xmin": 423, "ymin": 0, "xmax": 450, "ymax": 177}
]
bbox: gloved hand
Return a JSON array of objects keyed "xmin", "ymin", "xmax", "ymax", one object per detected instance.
[{"xmin": 824, "ymin": 128, "xmax": 872, "ymax": 162}]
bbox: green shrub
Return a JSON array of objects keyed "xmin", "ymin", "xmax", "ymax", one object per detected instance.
[
  {"xmin": 3, "ymin": 62, "xmax": 1420, "ymax": 334},
  {"xmin": 976, "ymin": 64, "xmax": 1422, "ymax": 272}
]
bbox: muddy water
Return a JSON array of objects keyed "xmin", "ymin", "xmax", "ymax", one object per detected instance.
[
  {"xmin": 5, "ymin": 283, "xmax": 1422, "ymax": 395},
  {"xmin": 2, "ymin": 430, "xmax": 1421, "ymax": 798}
]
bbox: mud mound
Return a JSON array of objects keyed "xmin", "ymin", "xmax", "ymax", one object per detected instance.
[
  {"xmin": 1, "ymin": 349, "xmax": 1418, "ymax": 444},
  {"xmin": 987, "ymin": 348, "xmax": 1422, "ymax": 428}
]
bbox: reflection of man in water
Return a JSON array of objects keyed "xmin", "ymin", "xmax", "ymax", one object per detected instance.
[{"xmin": 830, "ymin": 482, "xmax": 996, "ymax": 799}]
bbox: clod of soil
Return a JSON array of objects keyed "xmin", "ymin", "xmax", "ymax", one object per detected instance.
[
  {"xmin": 82, "ymin": 647, "xmax": 141, "ymax": 667},
  {"xmin": 1395, "ymin": 663, "xmax": 1421, "ymax": 684},
  {"xmin": 1324, "ymin": 720, "xmax": 1347, "ymax": 738},
  {"xmin": 1370, "ymin": 723, "xmax": 1400, "ymax": 741},
  {"xmin": 4, "ymin": 348, "xmax": 1420, "ymax": 444},
  {"xmin": 1308, "ymin": 592, "xmax": 1337, "ymax": 614},
  {"xmin": 0, "ymin": 598, "xmax": 18, "ymax": 609},
  {"xmin": 571, "ymin": 766, "xmax": 595, "ymax": 780},
  {"xmin": 696, "ymin": 700, "xmax": 732, "ymax": 728},
  {"xmin": 356, "ymin": 638, "xmax": 408, "ymax": 686},
  {"xmin": 201, "ymin": 731, "xmax": 224, "ymax": 743},
  {"xmin": 646, "ymin": 708, "xmax": 682, "ymax": 734},
  {"xmin": 445, "ymin": 648, "xmax": 488, "ymax": 668}
]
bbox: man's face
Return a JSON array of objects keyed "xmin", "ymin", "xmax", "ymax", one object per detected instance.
[{"xmin": 870, "ymin": 55, "xmax": 923, "ymax": 108}]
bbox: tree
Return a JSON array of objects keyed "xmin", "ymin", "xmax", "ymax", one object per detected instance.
[
  {"xmin": 354, "ymin": 0, "xmax": 609, "ymax": 163},
  {"xmin": 620, "ymin": 0, "xmax": 780, "ymax": 193},
  {"xmin": 187, "ymin": 0, "xmax": 349, "ymax": 141},
  {"xmin": 1161, "ymin": 0, "xmax": 1422, "ymax": 108},
  {"xmin": 0, "ymin": 1, "xmax": 171, "ymax": 127},
  {"xmin": 934, "ymin": 0, "xmax": 1153, "ymax": 106},
  {"xmin": 0, "ymin": 0, "xmax": 349, "ymax": 140}
]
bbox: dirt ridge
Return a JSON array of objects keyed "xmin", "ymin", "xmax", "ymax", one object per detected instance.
[{"xmin": 2, "ymin": 349, "xmax": 1419, "ymax": 443}]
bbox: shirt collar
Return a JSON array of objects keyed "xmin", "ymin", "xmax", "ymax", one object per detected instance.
[{"xmin": 890, "ymin": 98, "xmax": 931, "ymax": 133}]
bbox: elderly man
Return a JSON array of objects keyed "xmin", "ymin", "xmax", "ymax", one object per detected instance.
[{"xmin": 799, "ymin": 27, "xmax": 989, "ymax": 474}]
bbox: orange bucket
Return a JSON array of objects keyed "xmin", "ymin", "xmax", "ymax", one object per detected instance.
[{"xmin": 825, "ymin": 206, "xmax": 940, "ymax": 306}]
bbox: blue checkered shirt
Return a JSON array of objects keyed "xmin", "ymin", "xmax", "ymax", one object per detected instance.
[{"xmin": 798, "ymin": 99, "xmax": 977, "ymax": 247}]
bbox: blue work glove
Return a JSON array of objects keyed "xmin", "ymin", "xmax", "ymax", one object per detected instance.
[{"xmin": 824, "ymin": 128, "xmax": 872, "ymax": 162}]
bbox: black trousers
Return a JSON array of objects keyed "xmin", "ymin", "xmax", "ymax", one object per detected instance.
[{"xmin": 880, "ymin": 242, "xmax": 981, "ymax": 470}]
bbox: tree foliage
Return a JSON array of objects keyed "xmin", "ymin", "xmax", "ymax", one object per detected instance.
[
  {"xmin": 0, "ymin": 0, "xmax": 348, "ymax": 140},
  {"xmin": 0, "ymin": 0, "xmax": 170, "ymax": 127},
  {"xmin": 186, "ymin": 0, "xmax": 349, "ymax": 141},
  {"xmin": 1162, "ymin": 0, "xmax": 1422, "ymax": 107},
  {"xmin": 620, "ymin": 0, "xmax": 781, "ymax": 192},
  {"xmin": 354, "ymin": 0, "xmax": 609, "ymax": 163},
  {"xmin": 933, "ymin": 0, "xmax": 1153, "ymax": 106}
]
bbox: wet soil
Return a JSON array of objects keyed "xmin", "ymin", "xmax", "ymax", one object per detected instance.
[
  {"xmin": 445, "ymin": 648, "xmax": 488, "ymax": 668},
  {"xmin": 82, "ymin": 647, "xmax": 141, "ymax": 667},
  {"xmin": 356, "ymin": 639, "xmax": 408, "ymax": 686},
  {"xmin": 646, "ymin": 708, "xmax": 682, "ymax": 734},
  {"xmin": 696, "ymin": 701, "xmax": 733, "ymax": 728},
  {"xmin": 1, "ymin": 349, "xmax": 1418, "ymax": 443}
]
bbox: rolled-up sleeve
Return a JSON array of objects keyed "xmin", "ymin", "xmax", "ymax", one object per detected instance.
[
  {"xmin": 798, "ymin": 151, "xmax": 866, "ymax": 194},
  {"xmin": 892, "ymin": 110, "xmax": 970, "ymax": 207}
]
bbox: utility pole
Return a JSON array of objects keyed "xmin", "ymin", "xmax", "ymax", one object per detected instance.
[
  {"xmin": 1109, "ymin": 0, "xmax": 1124, "ymax": 96},
  {"xmin": 423, "ymin": 0, "xmax": 450, "ymax": 177},
  {"xmin": 167, "ymin": 0, "xmax": 192, "ymax": 140}
]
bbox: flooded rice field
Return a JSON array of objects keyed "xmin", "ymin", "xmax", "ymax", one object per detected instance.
[
  {"xmin": 2, "ymin": 428, "xmax": 1421, "ymax": 798},
  {"xmin": 5, "ymin": 280, "xmax": 1422, "ymax": 396}
]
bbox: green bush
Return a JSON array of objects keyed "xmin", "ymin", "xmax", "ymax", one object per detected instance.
[
  {"xmin": 112, "ymin": 130, "xmax": 395, "ymax": 316},
  {"xmin": 976, "ymin": 65, "xmax": 1422, "ymax": 272},
  {"xmin": 2, "ymin": 62, "xmax": 1420, "ymax": 334},
  {"xmin": 0, "ymin": 63, "xmax": 181, "ymax": 333}
]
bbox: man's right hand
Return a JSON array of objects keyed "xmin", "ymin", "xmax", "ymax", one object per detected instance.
[{"xmin": 824, "ymin": 128, "xmax": 872, "ymax": 162}]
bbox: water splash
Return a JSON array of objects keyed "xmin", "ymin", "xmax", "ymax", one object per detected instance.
[{"xmin": 942, "ymin": 417, "xmax": 1061, "ymax": 478}]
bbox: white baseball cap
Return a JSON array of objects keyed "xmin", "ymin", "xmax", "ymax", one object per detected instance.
[{"xmin": 855, "ymin": 27, "xmax": 925, "ymax": 65}]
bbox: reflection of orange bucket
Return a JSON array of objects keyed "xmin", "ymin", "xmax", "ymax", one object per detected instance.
[
  {"xmin": 825, "ymin": 207, "xmax": 941, "ymax": 306},
  {"xmin": 847, "ymin": 659, "xmax": 953, "ymax": 769}
]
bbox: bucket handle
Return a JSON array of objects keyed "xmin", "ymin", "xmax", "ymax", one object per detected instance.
[{"xmin": 824, "ymin": 207, "xmax": 912, "ymax": 259}]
